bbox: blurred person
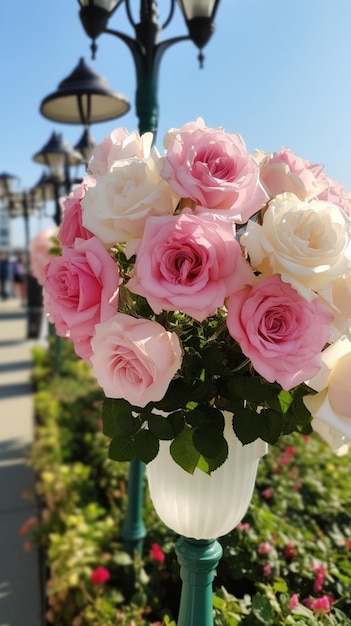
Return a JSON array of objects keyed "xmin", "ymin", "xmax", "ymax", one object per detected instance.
[
  {"xmin": 13, "ymin": 255, "xmax": 26, "ymax": 304},
  {"xmin": 0, "ymin": 252, "xmax": 9, "ymax": 299}
]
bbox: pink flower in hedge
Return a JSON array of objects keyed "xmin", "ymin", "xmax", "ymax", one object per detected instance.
[
  {"xmin": 128, "ymin": 212, "xmax": 254, "ymax": 323},
  {"xmin": 258, "ymin": 542, "xmax": 272, "ymax": 555},
  {"xmin": 263, "ymin": 564, "xmax": 272, "ymax": 576},
  {"xmin": 226, "ymin": 274, "xmax": 333, "ymax": 390},
  {"xmin": 262, "ymin": 488, "xmax": 273, "ymax": 500},
  {"xmin": 289, "ymin": 594, "xmax": 299, "ymax": 610},
  {"xmin": 236, "ymin": 522, "xmax": 250, "ymax": 531},
  {"xmin": 44, "ymin": 237, "xmax": 119, "ymax": 363},
  {"xmin": 312, "ymin": 564, "xmax": 327, "ymax": 593},
  {"xmin": 150, "ymin": 543, "xmax": 165, "ymax": 563},
  {"xmin": 304, "ymin": 595, "xmax": 333, "ymax": 614},
  {"xmin": 90, "ymin": 566, "xmax": 111, "ymax": 585},
  {"xmin": 59, "ymin": 178, "xmax": 95, "ymax": 247},
  {"xmin": 162, "ymin": 117, "xmax": 267, "ymax": 222},
  {"xmin": 90, "ymin": 313, "xmax": 182, "ymax": 407},
  {"xmin": 29, "ymin": 227, "xmax": 58, "ymax": 285},
  {"xmin": 277, "ymin": 446, "xmax": 296, "ymax": 465}
]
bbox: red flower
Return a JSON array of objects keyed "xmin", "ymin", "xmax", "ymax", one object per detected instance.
[
  {"xmin": 150, "ymin": 543, "xmax": 165, "ymax": 563},
  {"xmin": 284, "ymin": 541, "xmax": 295, "ymax": 560},
  {"xmin": 90, "ymin": 566, "xmax": 111, "ymax": 585}
]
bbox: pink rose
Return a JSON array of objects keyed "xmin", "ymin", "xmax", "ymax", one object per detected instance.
[
  {"xmin": 90, "ymin": 313, "xmax": 182, "ymax": 407},
  {"xmin": 226, "ymin": 275, "xmax": 333, "ymax": 390},
  {"xmin": 59, "ymin": 177, "xmax": 95, "ymax": 247},
  {"xmin": 316, "ymin": 172, "xmax": 351, "ymax": 218},
  {"xmin": 44, "ymin": 237, "xmax": 119, "ymax": 363},
  {"xmin": 162, "ymin": 117, "xmax": 267, "ymax": 222},
  {"xmin": 87, "ymin": 126, "xmax": 153, "ymax": 177},
  {"xmin": 29, "ymin": 227, "xmax": 58, "ymax": 285},
  {"xmin": 257, "ymin": 147, "xmax": 326, "ymax": 201},
  {"xmin": 127, "ymin": 212, "xmax": 254, "ymax": 322}
]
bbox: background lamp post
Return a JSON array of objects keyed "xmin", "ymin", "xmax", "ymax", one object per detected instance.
[
  {"xmin": 76, "ymin": 0, "xmax": 221, "ymax": 136},
  {"xmin": 74, "ymin": 127, "xmax": 97, "ymax": 165},
  {"xmin": 32, "ymin": 131, "xmax": 84, "ymax": 225},
  {"xmin": 0, "ymin": 172, "xmax": 46, "ymax": 338}
]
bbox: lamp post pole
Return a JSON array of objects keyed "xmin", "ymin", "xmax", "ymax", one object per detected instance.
[{"xmin": 74, "ymin": 0, "xmax": 221, "ymax": 560}]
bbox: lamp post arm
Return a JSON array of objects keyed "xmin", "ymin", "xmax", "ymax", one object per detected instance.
[{"xmin": 104, "ymin": 27, "xmax": 189, "ymax": 136}]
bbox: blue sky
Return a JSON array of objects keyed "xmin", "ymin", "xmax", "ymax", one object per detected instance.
[{"xmin": 3, "ymin": 0, "xmax": 351, "ymax": 246}]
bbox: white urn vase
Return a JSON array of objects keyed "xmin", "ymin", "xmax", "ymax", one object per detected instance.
[{"xmin": 146, "ymin": 411, "xmax": 267, "ymax": 540}]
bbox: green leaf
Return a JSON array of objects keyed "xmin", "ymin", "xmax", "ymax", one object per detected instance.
[
  {"xmin": 193, "ymin": 423, "xmax": 226, "ymax": 458},
  {"xmin": 233, "ymin": 407, "xmax": 262, "ymax": 444},
  {"xmin": 197, "ymin": 439, "xmax": 228, "ymax": 474},
  {"xmin": 134, "ymin": 430, "xmax": 159, "ymax": 464},
  {"xmin": 153, "ymin": 378, "xmax": 189, "ymax": 411},
  {"xmin": 170, "ymin": 428, "xmax": 200, "ymax": 474},
  {"xmin": 273, "ymin": 578, "xmax": 288, "ymax": 593},
  {"xmin": 148, "ymin": 412, "xmax": 178, "ymax": 440},
  {"xmin": 201, "ymin": 345, "xmax": 230, "ymax": 375},
  {"xmin": 277, "ymin": 390, "xmax": 293, "ymax": 414},
  {"xmin": 109, "ymin": 435, "xmax": 135, "ymax": 462},
  {"xmin": 291, "ymin": 393, "xmax": 313, "ymax": 428},
  {"xmin": 252, "ymin": 593, "xmax": 275, "ymax": 624},
  {"xmin": 168, "ymin": 410, "xmax": 186, "ymax": 437},
  {"xmin": 219, "ymin": 376, "xmax": 280, "ymax": 404},
  {"xmin": 187, "ymin": 405, "xmax": 225, "ymax": 429},
  {"xmin": 101, "ymin": 398, "xmax": 138, "ymax": 438},
  {"xmin": 258, "ymin": 409, "xmax": 284, "ymax": 444},
  {"xmin": 188, "ymin": 380, "xmax": 217, "ymax": 403}
]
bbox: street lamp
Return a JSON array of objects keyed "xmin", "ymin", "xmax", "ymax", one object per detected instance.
[
  {"xmin": 76, "ymin": 0, "xmax": 221, "ymax": 136},
  {"xmin": 74, "ymin": 127, "xmax": 97, "ymax": 165},
  {"xmin": 32, "ymin": 131, "xmax": 84, "ymax": 225},
  {"xmin": 72, "ymin": 0, "xmax": 222, "ymax": 566},
  {"xmin": 40, "ymin": 57, "xmax": 130, "ymax": 127},
  {"xmin": 0, "ymin": 172, "xmax": 47, "ymax": 336}
]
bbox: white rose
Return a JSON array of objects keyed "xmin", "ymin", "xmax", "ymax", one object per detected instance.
[
  {"xmin": 88, "ymin": 127, "xmax": 153, "ymax": 177},
  {"xmin": 242, "ymin": 193, "xmax": 351, "ymax": 293},
  {"xmin": 82, "ymin": 150, "xmax": 179, "ymax": 258},
  {"xmin": 303, "ymin": 335, "xmax": 351, "ymax": 453}
]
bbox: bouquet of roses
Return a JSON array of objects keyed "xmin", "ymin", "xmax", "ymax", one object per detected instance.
[{"xmin": 42, "ymin": 117, "xmax": 351, "ymax": 473}]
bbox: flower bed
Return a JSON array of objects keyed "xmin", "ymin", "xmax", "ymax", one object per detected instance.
[{"xmin": 24, "ymin": 337, "xmax": 351, "ymax": 625}]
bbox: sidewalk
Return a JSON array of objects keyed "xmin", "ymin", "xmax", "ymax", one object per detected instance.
[{"xmin": 0, "ymin": 297, "xmax": 44, "ymax": 625}]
